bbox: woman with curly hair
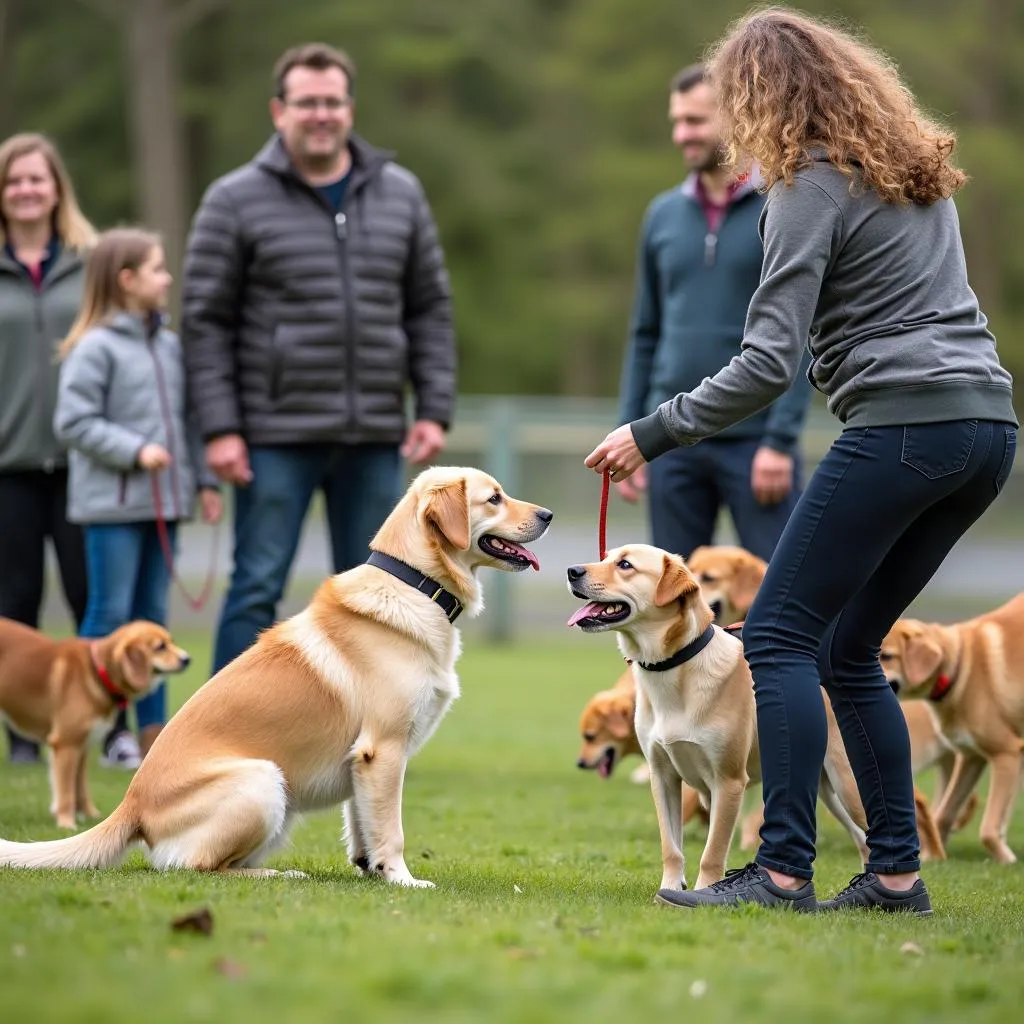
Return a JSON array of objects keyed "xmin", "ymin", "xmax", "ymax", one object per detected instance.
[{"xmin": 586, "ymin": 7, "xmax": 1017, "ymax": 914}]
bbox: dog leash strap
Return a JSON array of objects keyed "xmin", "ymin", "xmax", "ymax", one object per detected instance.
[
  {"xmin": 366, "ymin": 551, "xmax": 464, "ymax": 623},
  {"xmin": 150, "ymin": 473, "xmax": 220, "ymax": 612},
  {"xmin": 598, "ymin": 469, "xmax": 609, "ymax": 560}
]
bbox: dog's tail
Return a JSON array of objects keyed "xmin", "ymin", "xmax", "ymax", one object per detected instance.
[{"xmin": 0, "ymin": 802, "xmax": 139, "ymax": 870}]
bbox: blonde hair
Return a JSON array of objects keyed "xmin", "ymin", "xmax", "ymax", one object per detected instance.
[
  {"xmin": 706, "ymin": 7, "xmax": 966, "ymax": 205},
  {"xmin": 0, "ymin": 132, "xmax": 98, "ymax": 250},
  {"xmin": 60, "ymin": 228, "xmax": 162, "ymax": 359}
]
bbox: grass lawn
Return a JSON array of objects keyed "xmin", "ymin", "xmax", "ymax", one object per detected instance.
[{"xmin": 1, "ymin": 630, "xmax": 1022, "ymax": 1024}]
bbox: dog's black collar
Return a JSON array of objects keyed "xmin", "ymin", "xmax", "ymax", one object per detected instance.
[
  {"xmin": 366, "ymin": 551, "xmax": 463, "ymax": 623},
  {"xmin": 634, "ymin": 624, "xmax": 717, "ymax": 673}
]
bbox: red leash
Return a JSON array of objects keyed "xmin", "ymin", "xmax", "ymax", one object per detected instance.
[
  {"xmin": 150, "ymin": 473, "xmax": 220, "ymax": 611},
  {"xmin": 598, "ymin": 469, "xmax": 610, "ymax": 560}
]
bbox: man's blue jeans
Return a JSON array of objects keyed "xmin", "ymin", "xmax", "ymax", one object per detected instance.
[
  {"xmin": 745, "ymin": 419, "xmax": 1016, "ymax": 879},
  {"xmin": 80, "ymin": 521, "xmax": 176, "ymax": 729},
  {"xmin": 212, "ymin": 443, "xmax": 402, "ymax": 673},
  {"xmin": 647, "ymin": 437, "xmax": 802, "ymax": 562}
]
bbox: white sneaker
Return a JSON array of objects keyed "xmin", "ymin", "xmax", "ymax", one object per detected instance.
[{"xmin": 99, "ymin": 731, "xmax": 142, "ymax": 770}]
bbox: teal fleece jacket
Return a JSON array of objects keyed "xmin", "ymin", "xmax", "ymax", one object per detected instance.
[{"xmin": 619, "ymin": 171, "xmax": 812, "ymax": 455}]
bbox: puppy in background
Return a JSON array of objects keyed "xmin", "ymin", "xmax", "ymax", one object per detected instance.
[
  {"xmin": 577, "ymin": 667, "xmax": 707, "ymax": 824},
  {"xmin": 687, "ymin": 545, "xmax": 766, "ymax": 626},
  {"xmin": 0, "ymin": 619, "xmax": 189, "ymax": 829}
]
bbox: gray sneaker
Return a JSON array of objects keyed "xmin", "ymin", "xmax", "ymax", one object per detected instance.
[
  {"xmin": 655, "ymin": 862, "xmax": 818, "ymax": 912},
  {"xmin": 99, "ymin": 731, "xmax": 142, "ymax": 770},
  {"xmin": 818, "ymin": 872, "xmax": 933, "ymax": 916}
]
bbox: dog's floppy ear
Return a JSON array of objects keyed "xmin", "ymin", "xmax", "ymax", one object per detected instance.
[
  {"xmin": 116, "ymin": 639, "xmax": 152, "ymax": 693},
  {"xmin": 903, "ymin": 631, "xmax": 944, "ymax": 686},
  {"xmin": 655, "ymin": 554, "xmax": 698, "ymax": 607},
  {"xmin": 424, "ymin": 478, "xmax": 471, "ymax": 551},
  {"xmin": 606, "ymin": 694, "xmax": 635, "ymax": 739},
  {"xmin": 730, "ymin": 555, "xmax": 767, "ymax": 614}
]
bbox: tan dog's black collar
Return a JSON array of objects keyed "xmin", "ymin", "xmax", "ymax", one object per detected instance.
[
  {"xmin": 628, "ymin": 624, "xmax": 717, "ymax": 672},
  {"xmin": 89, "ymin": 642, "xmax": 128, "ymax": 709},
  {"xmin": 366, "ymin": 551, "xmax": 463, "ymax": 623}
]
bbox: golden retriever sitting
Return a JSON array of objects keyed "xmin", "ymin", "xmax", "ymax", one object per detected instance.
[
  {"xmin": 0, "ymin": 468, "xmax": 552, "ymax": 884},
  {"xmin": 0, "ymin": 619, "xmax": 190, "ymax": 829},
  {"xmin": 881, "ymin": 597, "xmax": 1024, "ymax": 864},
  {"xmin": 567, "ymin": 544, "xmax": 868, "ymax": 892}
]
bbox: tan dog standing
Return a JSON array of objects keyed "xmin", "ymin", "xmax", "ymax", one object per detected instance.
[
  {"xmin": 881, "ymin": 597, "xmax": 1024, "ymax": 864},
  {"xmin": 0, "ymin": 620, "xmax": 190, "ymax": 828},
  {"xmin": 0, "ymin": 468, "xmax": 551, "ymax": 884},
  {"xmin": 567, "ymin": 544, "xmax": 868, "ymax": 892}
]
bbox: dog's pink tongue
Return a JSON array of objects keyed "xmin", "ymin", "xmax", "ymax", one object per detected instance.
[
  {"xmin": 598, "ymin": 759, "xmax": 612, "ymax": 779},
  {"xmin": 567, "ymin": 602, "xmax": 604, "ymax": 627}
]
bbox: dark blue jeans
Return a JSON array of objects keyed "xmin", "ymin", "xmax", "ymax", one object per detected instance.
[
  {"xmin": 212, "ymin": 443, "xmax": 402, "ymax": 672},
  {"xmin": 80, "ymin": 521, "xmax": 177, "ymax": 730},
  {"xmin": 745, "ymin": 419, "xmax": 1016, "ymax": 879},
  {"xmin": 647, "ymin": 438, "xmax": 801, "ymax": 562}
]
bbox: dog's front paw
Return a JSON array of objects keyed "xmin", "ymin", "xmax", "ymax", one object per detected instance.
[
  {"xmin": 659, "ymin": 876, "xmax": 686, "ymax": 891},
  {"xmin": 394, "ymin": 876, "xmax": 435, "ymax": 889},
  {"xmin": 56, "ymin": 816, "xmax": 77, "ymax": 831}
]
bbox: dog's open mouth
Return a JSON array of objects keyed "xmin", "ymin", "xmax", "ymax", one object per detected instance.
[
  {"xmin": 597, "ymin": 747, "xmax": 617, "ymax": 778},
  {"xmin": 479, "ymin": 535, "xmax": 540, "ymax": 571},
  {"xmin": 567, "ymin": 601, "xmax": 631, "ymax": 629}
]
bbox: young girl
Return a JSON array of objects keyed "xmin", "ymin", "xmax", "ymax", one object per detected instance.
[
  {"xmin": 587, "ymin": 7, "xmax": 1016, "ymax": 914},
  {"xmin": 54, "ymin": 227, "xmax": 221, "ymax": 758}
]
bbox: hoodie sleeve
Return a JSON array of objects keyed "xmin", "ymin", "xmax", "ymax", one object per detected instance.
[
  {"xmin": 54, "ymin": 338, "xmax": 147, "ymax": 470},
  {"xmin": 631, "ymin": 177, "xmax": 841, "ymax": 462}
]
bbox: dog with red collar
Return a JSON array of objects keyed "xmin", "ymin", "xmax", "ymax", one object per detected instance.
[
  {"xmin": 881, "ymin": 599, "xmax": 1024, "ymax": 865},
  {"xmin": 0, "ymin": 617, "xmax": 189, "ymax": 828}
]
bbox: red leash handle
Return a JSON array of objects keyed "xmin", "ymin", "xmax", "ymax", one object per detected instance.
[
  {"xmin": 150, "ymin": 473, "xmax": 220, "ymax": 611},
  {"xmin": 598, "ymin": 469, "xmax": 610, "ymax": 560}
]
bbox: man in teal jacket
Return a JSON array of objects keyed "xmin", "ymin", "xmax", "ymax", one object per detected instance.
[{"xmin": 616, "ymin": 64, "xmax": 811, "ymax": 561}]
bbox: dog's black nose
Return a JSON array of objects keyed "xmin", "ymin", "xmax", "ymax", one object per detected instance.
[
  {"xmin": 535, "ymin": 508, "xmax": 553, "ymax": 524},
  {"xmin": 576, "ymin": 758, "xmax": 588, "ymax": 769},
  {"xmin": 180, "ymin": 653, "xmax": 191, "ymax": 668},
  {"xmin": 567, "ymin": 565, "xmax": 587, "ymax": 582}
]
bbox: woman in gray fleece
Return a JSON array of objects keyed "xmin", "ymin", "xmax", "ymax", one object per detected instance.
[
  {"xmin": 54, "ymin": 228, "xmax": 221, "ymax": 757},
  {"xmin": 587, "ymin": 8, "xmax": 1016, "ymax": 915}
]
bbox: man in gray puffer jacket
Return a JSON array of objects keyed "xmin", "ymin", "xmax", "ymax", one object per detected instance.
[{"xmin": 181, "ymin": 43, "xmax": 457, "ymax": 672}]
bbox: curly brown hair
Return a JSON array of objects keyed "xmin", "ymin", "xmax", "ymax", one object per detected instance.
[{"xmin": 705, "ymin": 7, "xmax": 966, "ymax": 205}]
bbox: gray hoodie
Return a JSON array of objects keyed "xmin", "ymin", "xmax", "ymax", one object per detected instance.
[
  {"xmin": 632, "ymin": 156, "xmax": 1018, "ymax": 460},
  {"xmin": 54, "ymin": 312, "xmax": 217, "ymax": 524}
]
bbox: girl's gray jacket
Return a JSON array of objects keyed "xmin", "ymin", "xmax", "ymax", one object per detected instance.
[{"xmin": 54, "ymin": 312, "xmax": 218, "ymax": 524}]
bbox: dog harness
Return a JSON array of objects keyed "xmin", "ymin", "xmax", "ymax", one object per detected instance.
[{"xmin": 365, "ymin": 551, "xmax": 464, "ymax": 623}]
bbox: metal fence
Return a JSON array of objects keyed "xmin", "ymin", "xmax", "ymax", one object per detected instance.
[{"xmin": 41, "ymin": 394, "xmax": 1023, "ymax": 641}]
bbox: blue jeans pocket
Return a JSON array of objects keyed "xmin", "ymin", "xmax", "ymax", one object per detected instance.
[
  {"xmin": 994, "ymin": 426, "xmax": 1017, "ymax": 495},
  {"xmin": 901, "ymin": 420, "xmax": 978, "ymax": 479}
]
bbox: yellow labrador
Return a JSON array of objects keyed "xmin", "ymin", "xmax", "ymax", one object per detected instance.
[
  {"xmin": 567, "ymin": 544, "xmax": 868, "ymax": 892},
  {"xmin": 0, "ymin": 468, "xmax": 551, "ymax": 885},
  {"xmin": 881, "ymin": 597, "xmax": 1024, "ymax": 864}
]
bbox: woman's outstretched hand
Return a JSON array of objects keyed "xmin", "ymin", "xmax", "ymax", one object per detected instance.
[{"xmin": 584, "ymin": 424, "xmax": 647, "ymax": 483}]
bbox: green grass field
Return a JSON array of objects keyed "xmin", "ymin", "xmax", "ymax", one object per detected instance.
[{"xmin": 1, "ymin": 632, "xmax": 1022, "ymax": 1024}]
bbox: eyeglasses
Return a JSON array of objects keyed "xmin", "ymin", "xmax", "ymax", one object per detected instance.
[{"xmin": 283, "ymin": 97, "xmax": 351, "ymax": 113}]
